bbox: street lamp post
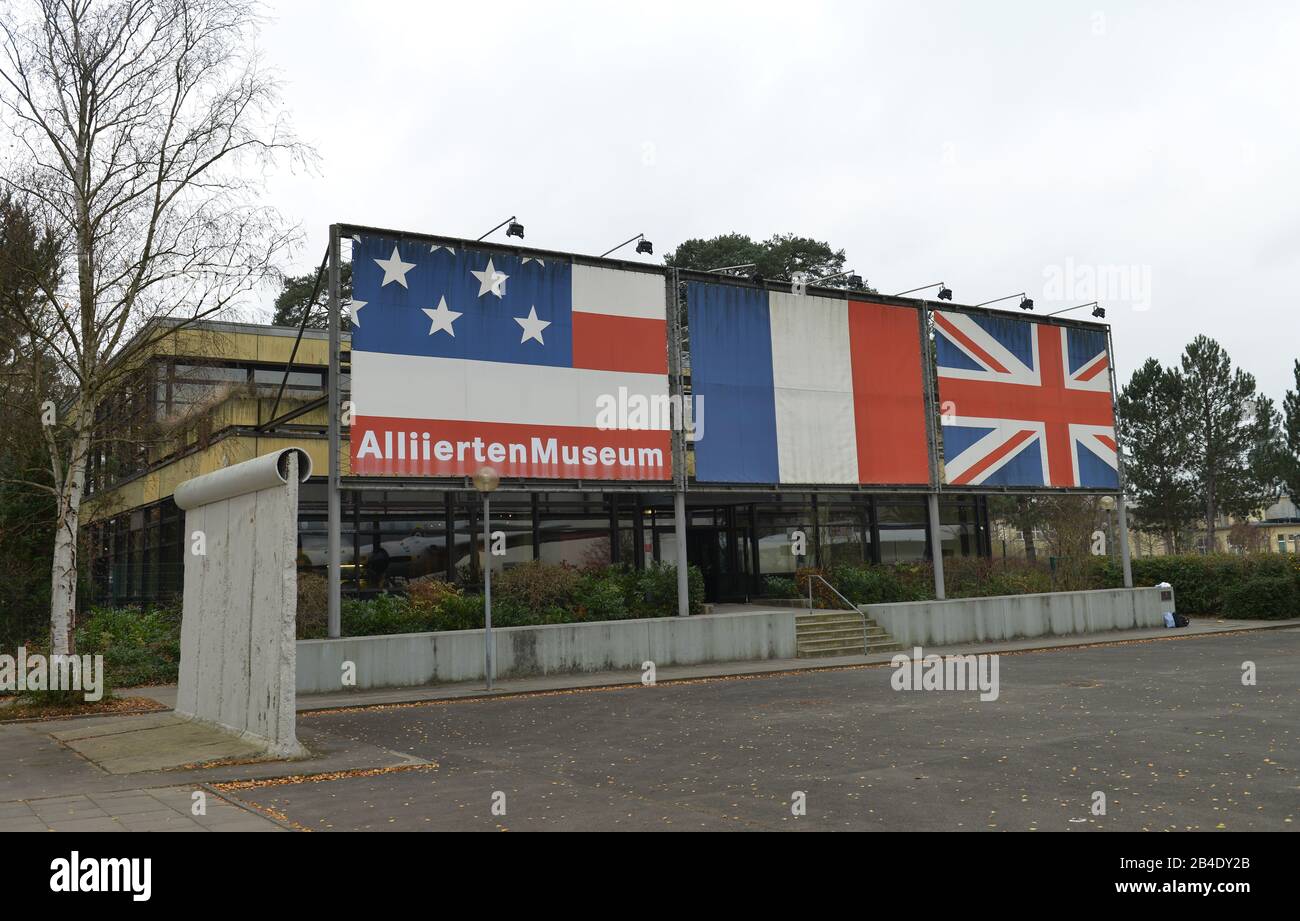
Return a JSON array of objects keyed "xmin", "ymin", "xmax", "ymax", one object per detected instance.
[{"xmin": 473, "ymin": 466, "xmax": 501, "ymax": 689}]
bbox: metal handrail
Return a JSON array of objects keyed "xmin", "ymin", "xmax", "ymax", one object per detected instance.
[{"xmin": 806, "ymin": 574, "xmax": 870, "ymax": 650}]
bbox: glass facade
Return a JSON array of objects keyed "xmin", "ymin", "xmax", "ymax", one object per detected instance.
[
  {"xmin": 936, "ymin": 496, "xmax": 988, "ymax": 557},
  {"xmin": 80, "ymin": 322, "xmax": 998, "ymax": 609},
  {"xmin": 876, "ymin": 498, "xmax": 928, "ymax": 562},
  {"xmin": 86, "ymin": 484, "xmax": 990, "ymax": 606},
  {"xmin": 86, "ymin": 356, "xmax": 328, "ymax": 496},
  {"xmin": 537, "ymin": 493, "xmax": 611, "ymax": 569},
  {"xmin": 754, "ymin": 497, "xmax": 816, "ymax": 575},
  {"xmin": 83, "ymin": 498, "xmax": 185, "ymax": 607}
]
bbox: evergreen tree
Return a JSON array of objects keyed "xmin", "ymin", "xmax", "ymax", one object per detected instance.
[
  {"xmin": 1280, "ymin": 360, "xmax": 1300, "ymax": 499},
  {"xmin": 272, "ymin": 262, "xmax": 353, "ymax": 330},
  {"xmin": 665, "ymin": 232, "xmax": 873, "ymax": 291},
  {"xmin": 1117, "ymin": 358, "xmax": 1197, "ymax": 551},
  {"xmin": 0, "ymin": 195, "xmax": 60, "ymax": 644},
  {"xmin": 1178, "ymin": 336, "xmax": 1273, "ymax": 550}
]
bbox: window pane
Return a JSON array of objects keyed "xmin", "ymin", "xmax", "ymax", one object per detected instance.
[
  {"xmin": 938, "ymin": 498, "xmax": 980, "ymax": 557},
  {"xmin": 755, "ymin": 499, "xmax": 813, "ymax": 575},
  {"xmin": 474, "ymin": 495, "xmax": 534, "ymax": 577},
  {"xmin": 299, "ymin": 481, "xmax": 328, "ymax": 512},
  {"xmin": 819, "ymin": 500, "xmax": 870, "ymax": 566},
  {"xmin": 537, "ymin": 493, "xmax": 610, "ymax": 568},
  {"xmin": 877, "ymin": 499, "xmax": 927, "ymax": 561},
  {"xmin": 253, "ymin": 368, "xmax": 322, "ymax": 386},
  {"xmin": 174, "ymin": 365, "xmax": 248, "ymax": 383}
]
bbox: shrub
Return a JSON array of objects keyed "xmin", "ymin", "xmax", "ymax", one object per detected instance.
[
  {"xmin": 795, "ymin": 567, "xmax": 836, "ymax": 606},
  {"xmin": 9, "ymin": 637, "xmax": 94, "ymax": 706},
  {"xmin": 831, "ymin": 552, "xmax": 1297, "ymax": 617},
  {"xmin": 762, "ymin": 575, "xmax": 799, "ymax": 599},
  {"xmin": 888, "ymin": 562, "xmax": 937, "ymax": 601},
  {"xmin": 341, "ymin": 594, "xmax": 426, "ymax": 636},
  {"xmin": 631, "ymin": 563, "xmax": 704, "ymax": 616},
  {"xmin": 1222, "ymin": 576, "xmax": 1299, "ymax": 620},
  {"xmin": 73, "ymin": 605, "xmax": 181, "ymax": 689},
  {"xmin": 945, "ymin": 557, "xmax": 1054, "ymax": 598},
  {"xmin": 495, "ymin": 561, "xmax": 580, "ymax": 611},
  {"xmin": 1122, "ymin": 553, "xmax": 1288, "ymax": 614},
  {"xmin": 573, "ymin": 571, "xmax": 629, "ymax": 621},
  {"xmin": 407, "ymin": 576, "xmax": 461, "ymax": 616},
  {"xmin": 490, "ymin": 595, "xmax": 553, "ymax": 627},
  {"xmin": 827, "ymin": 562, "xmax": 933, "ymax": 605},
  {"xmin": 297, "ymin": 572, "xmax": 329, "ymax": 639},
  {"xmin": 317, "ymin": 562, "xmax": 707, "ymax": 636},
  {"xmin": 433, "ymin": 593, "xmax": 488, "ymax": 631}
]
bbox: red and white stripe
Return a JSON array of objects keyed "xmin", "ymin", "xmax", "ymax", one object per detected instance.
[
  {"xmin": 572, "ymin": 265, "xmax": 667, "ymax": 374},
  {"xmin": 350, "ymin": 264, "xmax": 672, "ymax": 480}
]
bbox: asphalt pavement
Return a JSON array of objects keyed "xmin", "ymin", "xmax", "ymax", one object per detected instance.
[{"xmin": 219, "ymin": 627, "xmax": 1299, "ymax": 831}]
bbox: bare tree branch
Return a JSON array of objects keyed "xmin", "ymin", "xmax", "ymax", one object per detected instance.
[{"xmin": 0, "ymin": 0, "xmax": 314, "ymax": 652}]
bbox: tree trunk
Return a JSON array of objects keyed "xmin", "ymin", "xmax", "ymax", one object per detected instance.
[
  {"xmin": 1205, "ymin": 482, "xmax": 1217, "ymax": 554},
  {"xmin": 48, "ymin": 426, "xmax": 90, "ymax": 655},
  {"xmin": 1018, "ymin": 497, "xmax": 1037, "ymax": 562}
]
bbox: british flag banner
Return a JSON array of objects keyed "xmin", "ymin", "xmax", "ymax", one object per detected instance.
[
  {"xmin": 348, "ymin": 235, "xmax": 671, "ymax": 480},
  {"xmin": 933, "ymin": 310, "xmax": 1119, "ymax": 488}
]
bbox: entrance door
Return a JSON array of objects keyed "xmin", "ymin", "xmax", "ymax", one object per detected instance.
[
  {"xmin": 686, "ymin": 521, "xmax": 753, "ymax": 603},
  {"xmin": 687, "ymin": 528, "xmax": 722, "ymax": 602}
]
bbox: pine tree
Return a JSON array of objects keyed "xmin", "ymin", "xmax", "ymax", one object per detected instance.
[
  {"xmin": 1280, "ymin": 360, "xmax": 1300, "ymax": 499},
  {"xmin": 1178, "ymin": 336, "xmax": 1273, "ymax": 551},
  {"xmin": 272, "ymin": 263, "xmax": 353, "ymax": 330},
  {"xmin": 1118, "ymin": 358, "xmax": 1198, "ymax": 552}
]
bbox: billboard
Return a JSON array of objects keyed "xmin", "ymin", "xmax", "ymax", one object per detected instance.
[
  {"xmin": 686, "ymin": 281, "xmax": 930, "ymax": 485},
  {"xmin": 349, "ymin": 235, "xmax": 672, "ymax": 480},
  {"xmin": 933, "ymin": 309, "xmax": 1119, "ymax": 488},
  {"xmin": 341, "ymin": 227, "xmax": 1118, "ymax": 493}
]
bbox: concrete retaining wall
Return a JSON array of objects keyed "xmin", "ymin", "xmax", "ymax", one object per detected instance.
[
  {"xmin": 868, "ymin": 587, "xmax": 1174, "ymax": 648},
  {"xmin": 296, "ymin": 609, "xmax": 797, "ymax": 694}
]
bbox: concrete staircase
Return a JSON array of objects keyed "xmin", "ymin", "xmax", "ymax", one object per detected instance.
[{"xmin": 795, "ymin": 609, "xmax": 902, "ymax": 658}]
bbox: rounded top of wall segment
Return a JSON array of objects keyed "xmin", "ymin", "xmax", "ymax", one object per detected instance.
[{"xmin": 174, "ymin": 447, "xmax": 314, "ymax": 511}]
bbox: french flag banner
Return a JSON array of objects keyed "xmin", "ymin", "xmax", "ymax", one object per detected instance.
[
  {"xmin": 685, "ymin": 282, "xmax": 930, "ymax": 485},
  {"xmin": 933, "ymin": 310, "xmax": 1118, "ymax": 488},
  {"xmin": 349, "ymin": 236, "xmax": 671, "ymax": 480}
]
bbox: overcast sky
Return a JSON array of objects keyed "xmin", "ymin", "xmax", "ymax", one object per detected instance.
[{"xmin": 257, "ymin": 0, "xmax": 1300, "ymax": 403}]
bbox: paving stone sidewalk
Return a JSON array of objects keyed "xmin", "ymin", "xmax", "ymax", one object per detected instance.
[{"xmin": 0, "ymin": 786, "xmax": 285, "ymax": 832}]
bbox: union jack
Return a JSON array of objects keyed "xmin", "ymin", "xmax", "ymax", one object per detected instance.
[{"xmin": 933, "ymin": 310, "xmax": 1119, "ymax": 488}]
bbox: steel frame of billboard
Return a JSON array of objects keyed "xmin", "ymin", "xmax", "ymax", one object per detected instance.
[{"xmin": 318, "ymin": 222, "xmax": 1134, "ymax": 632}]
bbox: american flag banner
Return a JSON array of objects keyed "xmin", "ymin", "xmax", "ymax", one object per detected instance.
[
  {"xmin": 933, "ymin": 310, "xmax": 1119, "ymax": 488},
  {"xmin": 348, "ymin": 236, "xmax": 671, "ymax": 480}
]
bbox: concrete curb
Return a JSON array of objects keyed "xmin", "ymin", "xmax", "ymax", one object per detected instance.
[{"xmin": 200, "ymin": 782, "xmax": 305, "ymax": 832}]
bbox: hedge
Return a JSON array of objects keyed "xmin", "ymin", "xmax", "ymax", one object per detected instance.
[
  {"xmin": 37, "ymin": 555, "xmax": 1292, "ymax": 674},
  {"xmin": 75, "ymin": 605, "xmax": 181, "ymax": 688},
  {"xmin": 1221, "ymin": 576, "xmax": 1299, "ymax": 620},
  {"xmin": 297, "ymin": 562, "xmax": 706, "ymax": 639},
  {"xmin": 7, "ymin": 605, "xmax": 184, "ymax": 696},
  {"xmin": 765, "ymin": 553, "xmax": 1300, "ymax": 619},
  {"xmin": 1095, "ymin": 553, "xmax": 1300, "ymax": 615}
]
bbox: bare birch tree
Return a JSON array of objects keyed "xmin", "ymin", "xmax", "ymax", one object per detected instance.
[{"xmin": 0, "ymin": 0, "xmax": 311, "ymax": 653}]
